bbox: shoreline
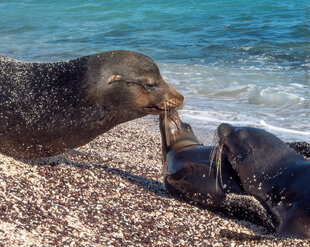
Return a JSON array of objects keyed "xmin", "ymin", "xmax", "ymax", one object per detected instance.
[{"xmin": 0, "ymin": 117, "xmax": 309, "ymax": 246}]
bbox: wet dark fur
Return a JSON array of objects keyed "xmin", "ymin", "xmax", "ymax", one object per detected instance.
[
  {"xmin": 159, "ymin": 111, "xmax": 281, "ymax": 231},
  {"xmin": 218, "ymin": 123, "xmax": 310, "ymax": 239},
  {"xmin": 159, "ymin": 111, "xmax": 243, "ymax": 205}
]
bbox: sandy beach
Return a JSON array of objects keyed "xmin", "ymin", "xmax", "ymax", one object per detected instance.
[{"xmin": 0, "ymin": 116, "xmax": 309, "ymax": 247}]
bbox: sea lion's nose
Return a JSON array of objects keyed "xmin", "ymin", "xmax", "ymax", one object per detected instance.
[
  {"xmin": 217, "ymin": 123, "xmax": 234, "ymax": 137},
  {"xmin": 167, "ymin": 84, "xmax": 184, "ymax": 107}
]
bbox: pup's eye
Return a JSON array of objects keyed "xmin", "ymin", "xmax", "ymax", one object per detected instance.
[{"xmin": 144, "ymin": 84, "xmax": 157, "ymax": 91}]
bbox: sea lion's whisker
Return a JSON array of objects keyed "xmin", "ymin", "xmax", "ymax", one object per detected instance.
[
  {"xmin": 209, "ymin": 131, "xmax": 220, "ymax": 175},
  {"xmin": 216, "ymin": 142, "xmax": 224, "ymax": 191},
  {"xmin": 167, "ymin": 105, "xmax": 178, "ymax": 143},
  {"xmin": 209, "ymin": 144, "xmax": 218, "ymax": 176},
  {"xmin": 209, "ymin": 130, "xmax": 224, "ymax": 192},
  {"xmin": 164, "ymin": 104, "xmax": 170, "ymax": 146}
]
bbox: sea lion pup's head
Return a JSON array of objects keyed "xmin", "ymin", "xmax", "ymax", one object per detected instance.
[
  {"xmin": 85, "ymin": 50, "xmax": 184, "ymax": 121},
  {"xmin": 159, "ymin": 109, "xmax": 202, "ymax": 188},
  {"xmin": 217, "ymin": 123, "xmax": 298, "ymax": 191},
  {"xmin": 217, "ymin": 126, "xmax": 310, "ymax": 239},
  {"xmin": 159, "ymin": 109, "xmax": 201, "ymax": 158}
]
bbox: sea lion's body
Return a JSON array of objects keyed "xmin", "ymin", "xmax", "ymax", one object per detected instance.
[
  {"xmin": 217, "ymin": 123, "xmax": 310, "ymax": 238},
  {"xmin": 0, "ymin": 50, "xmax": 183, "ymax": 158},
  {"xmin": 163, "ymin": 145, "xmax": 244, "ymax": 205},
  {"xmin": 159, "ymin": 110, "xmax": 243, "ymax": 206}
]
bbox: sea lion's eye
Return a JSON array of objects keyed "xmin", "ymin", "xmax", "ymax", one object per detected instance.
[
  {"xmin": 108, "ymin": 75, "xmax": 122, "ymax": 84},
  {"xmin": 144, "ymin": 84, "xmax": 157, "ymax": 91}
]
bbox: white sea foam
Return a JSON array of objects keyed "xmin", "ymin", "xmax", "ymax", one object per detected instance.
[
  {"xmin": 180, "ymin": 110, "xmax": 310, "ymax": 142},
  {"xmin": 159, "ymin": 62, "xmax": 310, "ymax": 142},
  {"xmin": 259, "ymin": 120, "xmax": 310, "ymax": 137}
]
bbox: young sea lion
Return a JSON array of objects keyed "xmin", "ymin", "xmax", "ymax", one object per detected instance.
[
  {"xmin": 159, "ymin": 110, "xmax": 243, "ymax": 206},
  {"xmin": 159, "ymin": 111, "xmax": 276, "ymax": 231},
  {"xmin": 217, "ymin": 123, "xmax": 310, "ymax": 238},
  {"xmin": 0, "ymin": 50, "xmax": 184, "ymax": 159}
]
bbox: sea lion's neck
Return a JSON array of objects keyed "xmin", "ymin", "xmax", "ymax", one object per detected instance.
[
  {"xmin": 169, "ymin": 135, "xmax": 202, "ymax": 152},
  {"xmin": 0, "ymin": 55, "xmax": 88, "ymax": 90}
]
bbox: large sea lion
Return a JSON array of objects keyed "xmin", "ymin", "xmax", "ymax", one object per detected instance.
[
  {"xmin": 217, "ymin": 123, "xmax": 310, "ymax": 238},
  {"xmin": 0, "ymin": 50, "xmax": 184, "ymax": 159}
]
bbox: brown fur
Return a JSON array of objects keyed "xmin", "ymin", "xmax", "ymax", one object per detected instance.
[{"xmin": 0, "ymin": 50, "xmax": 184, "ymax": 158}]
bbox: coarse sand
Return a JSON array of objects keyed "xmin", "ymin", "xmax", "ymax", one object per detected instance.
[{"xmin": 0, "ymin": 117, "xmax": 309, "ymax": 247}]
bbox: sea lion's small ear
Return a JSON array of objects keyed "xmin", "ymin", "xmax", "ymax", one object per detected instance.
[{"xmin": 108, "ymin": 75, "xmax": 122, "ymax": 84}]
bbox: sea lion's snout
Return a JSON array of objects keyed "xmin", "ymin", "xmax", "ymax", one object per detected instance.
[
  {"xmin": 217, "ymin": 123, "xmax": 237, "ymax": 162},
  {"xmin": 165, "ymin": 84, "xmax": 184, "ymax": 108},
  {"xmin": 153, "ymin": 83, "xmax": 184, "ymax": 114},
  {"xmin": 217, "ymin": 123, "xmax": 233, "ymax": 146},
  {"xmin": 159, "ymin": 110, "xmax": 182, "ymax": 149},
  {"xmin": 217, "ymin": 123, "xmax": 234, "ymax": 139},
  {"xmin": 217, "ymin": 124, "xmax": 254, "ymax": 168},
  {"xmin": 160, "ymin": 110, "xmax": 201, "ymax": 157}
]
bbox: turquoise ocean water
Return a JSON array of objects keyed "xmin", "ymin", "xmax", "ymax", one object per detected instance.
[{"xmin": 0, "ymin": 0, "xmax": 309, "ymax": 141}]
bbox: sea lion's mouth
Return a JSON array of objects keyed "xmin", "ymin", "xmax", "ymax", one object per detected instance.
[
  {"xmin": 145, "ymin": 98, "xmax": 184, "ymax": 115},
  {"xmin": 160, "ymin": 110, "xmax": 201, "ymax": 152},
  {"xmin": 145, "ymin": 106, "xmax": 166, "ymax": 114}
]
